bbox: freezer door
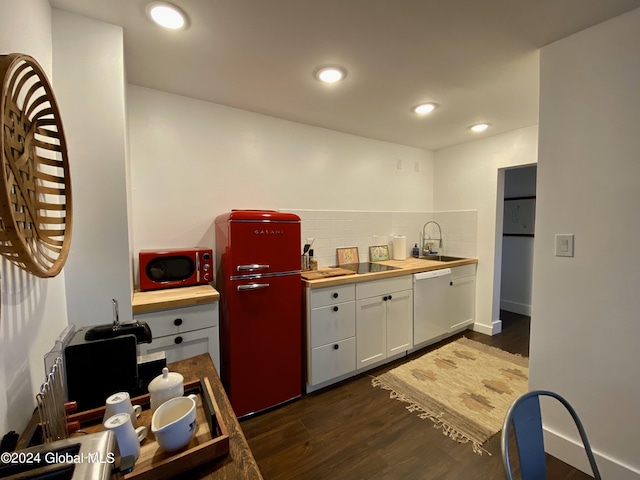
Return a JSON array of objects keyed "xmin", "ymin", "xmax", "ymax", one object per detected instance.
[
  {"xmin": 223, "ymin": 273, "xmax": 302, "ymax": 417},
  {"xmin": 229, "ymin": 220, "xmax": 301, "ymax": 275}
]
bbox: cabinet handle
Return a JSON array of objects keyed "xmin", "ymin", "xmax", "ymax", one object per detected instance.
[
  {"xmin": 388, "ymin": 294, "xmax": 393, "ymax": 300},
  {"xmin": 333, "ymin": 344, "xmax": 339, "ymax": 350},
  {"xmin": 332, "ymin": 292, "xmax": 339, "ymax": 299},
  {"xmin": 383, "ymin": 296, "xmax": 388, "ymax": 301},
  {"xmin": 174, "ymin": 318, "xmax": 183, "ymax": 326},
  {"xmin": 333, "ymin": 306, "xmax": 339, "ymax": 312},
  {"xmin": 450, "ymin": 281, "xmax": 453, "ymax": 286},
  {"xmin": 175, "ymin": 336, "xmax": 183, "ymax": 345}
]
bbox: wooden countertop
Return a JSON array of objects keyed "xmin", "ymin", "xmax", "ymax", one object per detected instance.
[
  {"xmin": 170, "ymin": 354, "xmax": 263, "ymax": 480},
  {"xmin": 303, "ymin": 257, "xmax": 478, "ymax": 288},
  {"xmin": 132, "ymin": 285, "xmax": 220, "ymax": 314}
]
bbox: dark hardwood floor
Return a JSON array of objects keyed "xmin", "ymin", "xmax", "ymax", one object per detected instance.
[{"xmin": 241, "ymin": 311, "xmax": 592, "ymax": 479}]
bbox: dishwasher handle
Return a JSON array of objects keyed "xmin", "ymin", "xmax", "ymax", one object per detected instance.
[{"xmin": 413, "ymin": 268, "xmax": 451, "ymax": 281}]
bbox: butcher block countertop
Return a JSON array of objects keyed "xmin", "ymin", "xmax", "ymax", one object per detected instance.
[
  {"xmin": 132, "ymin": 284, "xmax": 220, "ymax": 314},
  {"xmin": 303, "ymin": 257, "xmax": 478, "ymax": 289}
]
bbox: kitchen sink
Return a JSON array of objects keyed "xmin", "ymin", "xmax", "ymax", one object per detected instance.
[{"xmin": 421, "ymin": 255, "xmax": 467, "ymax": 262}]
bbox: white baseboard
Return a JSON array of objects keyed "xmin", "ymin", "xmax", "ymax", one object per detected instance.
[
  {"xmin": 544, "ymin": 427, "xmax": 640, "ymax": 480},
  {"xmin": 500, "ymin": 299, "xmax": 532, "ymax": 316},
  {"xmin": 471, "ymin": 319, "xmax": 502, "ymax": 336}
]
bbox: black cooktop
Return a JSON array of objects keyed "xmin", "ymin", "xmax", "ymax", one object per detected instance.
[{"xmin": 339, "ymin": 263, "xmax": 401, "ymax": 274}]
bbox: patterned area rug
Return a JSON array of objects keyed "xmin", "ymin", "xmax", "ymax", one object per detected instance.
[{"xmin": 372, "ymin": 337, "xmax": 528, "ymax": 455}]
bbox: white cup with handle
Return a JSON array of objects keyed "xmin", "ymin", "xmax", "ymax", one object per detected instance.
[
  {"xmin": 104, "ymin": 413, "xmax": 147, "ymax": 461},
  {"xmin": 103, "ymin": 392, "xmax": 142, "ymax": 428}
]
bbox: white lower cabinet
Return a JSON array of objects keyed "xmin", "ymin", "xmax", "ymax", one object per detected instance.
[
  {"xmin": 448, "ymin": 265, "xmax": 476, "ymax": 331},
  {"xmin": 356, "ymin": 276, "xmax": 413, "ymax": 370},
  {"xmin": 306, "ymin": 284, "xmax": 356, "ymax": 389},
  {"xmin": 135, "ymin": 302, "xmax": 220, "ymax": 371},
  {"xmin": 139, "ymin": 326, "xmax": 219, "ymax": 366}
]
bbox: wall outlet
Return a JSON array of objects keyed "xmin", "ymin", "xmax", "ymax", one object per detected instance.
[{"xmin": 555, "ymin": 234, "xmax": 574, "ymax": 257}]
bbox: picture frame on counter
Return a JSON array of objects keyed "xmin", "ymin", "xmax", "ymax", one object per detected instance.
[
  {"xmin": 369, "ymin": 245, "xmax": 390, "ymax": 262},
  {"xmin": 336, "ymin": 247, "xmax": 359, "ymax": 265}
]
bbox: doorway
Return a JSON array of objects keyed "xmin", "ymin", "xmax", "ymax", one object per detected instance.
[{"xmin": 499, "ymin": 165, "xmax": 537, "ymax": 319}]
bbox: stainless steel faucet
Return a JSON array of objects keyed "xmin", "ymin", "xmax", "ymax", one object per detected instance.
[{"xmin": 422, "ymin": 221, "xmax": 443, "ymax": 255}]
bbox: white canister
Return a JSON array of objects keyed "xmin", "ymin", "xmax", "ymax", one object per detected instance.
[
  {"xmin": 392, "ymin": 235, "xmax": 407, "ymax": 260},
  {"xmin": 148, "ymin": 367, "xmax": 184, "ymax": 412}
]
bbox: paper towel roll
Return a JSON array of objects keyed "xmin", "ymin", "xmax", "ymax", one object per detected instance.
[{"xmin": 392, "ymin": 235, "xmax": 407, "ymax": 260}]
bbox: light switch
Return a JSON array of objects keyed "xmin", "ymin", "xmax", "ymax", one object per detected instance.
[{"xmin": 555, "ymin": 234, "xmax": 574, "ymax": 257}]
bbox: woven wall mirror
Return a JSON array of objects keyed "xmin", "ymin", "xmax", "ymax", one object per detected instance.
[{"xmin": 0, "ymin": 53, "xmax": 72, "ymax": 277}]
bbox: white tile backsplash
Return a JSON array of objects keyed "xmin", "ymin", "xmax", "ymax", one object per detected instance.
[{"xmin": 286, "ymin": 209, "xmax": 477, "ymax": 267}]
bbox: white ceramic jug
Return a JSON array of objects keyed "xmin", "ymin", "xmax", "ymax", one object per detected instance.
[{"xmin": 151, "ymin": 394, "xmax": 198, "ymax": 452}]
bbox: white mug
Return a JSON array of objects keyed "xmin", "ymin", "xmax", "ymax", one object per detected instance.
[
  {"xmin": 151, "ymin": 394, "xmax": 198, "ymax": 452},
  {"xmin": 104, "ymin": 413, "xmax": 147, "ymax": 461},
  {"xmin": 103, "ymin": 392, "xmax": 142, "ymax": 428}
]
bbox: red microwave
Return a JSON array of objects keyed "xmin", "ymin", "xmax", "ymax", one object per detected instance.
[{"xmin": 138, "ymin": 248, "xmax": 213, "ymax": 291}]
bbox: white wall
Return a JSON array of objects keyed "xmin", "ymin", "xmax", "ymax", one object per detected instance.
[
  {"xmin": 501, "ymin": 165, "xmax": 536, "ymax": 315},
  {"xmin": 0, "ymin": 0, "xmax": 70, "ymax": 435},
  {"xmin": 52, "ymin": 10, "xmax": 133, "ymax": 326},
  {"xmin": 127, "ymin": 86, "xmax": 433, "ymax": 280},
  {"xmin": 531, "ymin": 8, "xmax": 640, "ymax": 479},
  {"xmin": 433, "ymin": 125, "xmax": 539, "ymax": 333}
]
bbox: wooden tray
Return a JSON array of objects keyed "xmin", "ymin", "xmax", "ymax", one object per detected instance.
[
  {"xmin": 302, "ymin": 267, "xmax": 356, "ymax": 280},
  {"xmin": 67, "ymin": 378, "xmax": 229, "ymax": 480}
]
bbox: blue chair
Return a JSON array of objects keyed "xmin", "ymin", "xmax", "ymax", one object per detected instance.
[{"xmin": 501, "ymin": 390, "xmax": 601, "ymax": 480}]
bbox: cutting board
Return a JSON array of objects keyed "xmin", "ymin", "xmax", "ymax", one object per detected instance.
[{"xmin": 302, "ymin": 267, "xmax": 356, "ymax": 280}]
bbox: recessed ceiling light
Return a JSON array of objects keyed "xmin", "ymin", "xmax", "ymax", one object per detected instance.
[
  {"xmin": 314, "ymin": 66, "xmax": 347, "ymax": 84},
  {"xmin": 470, "ymin": 123, "xmax": 490, "ymax": 133},
  {"xmin": 146, "ymin": 2, "xmax": 188, "ymax": 30},
  {"xmin": 412, "ymin": 103, "xmax": 438, "ymax": 115}
]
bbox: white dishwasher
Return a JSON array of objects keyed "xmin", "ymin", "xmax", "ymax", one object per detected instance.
[{"xmin": 413, "ymin": 268, "xmax": 451, "ymax": 346}]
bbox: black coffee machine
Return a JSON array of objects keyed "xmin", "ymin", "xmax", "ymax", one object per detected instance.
[{"xmin": 63, "ymin": 299, "xmax": 160, "ymax": 410}]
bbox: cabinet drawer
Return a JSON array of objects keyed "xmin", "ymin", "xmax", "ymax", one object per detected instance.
[
  {"xmin": 310, "ymin": 302, "xmax": 355, "ymax": 348},
  {"xmin": 310, "ymin": 284, "xmax": 355, "ymax": 308},
  {"xmin": 309, "ymin": 337, "xmax": 356, "ymax": 386},
  {"xmin": 356, "ymin": 275, "xmax": 412, "ymax": 299},
  {"xmin": 139, "ymin": 326, "xmax": 219, "ymax": 369},
  {"xmin": 450, "ymin": 264, "xmax": 476, "ymax": 280},
  {"xmin": 134, "ymin": 303, "xmax": 218, "ymax": 338}
]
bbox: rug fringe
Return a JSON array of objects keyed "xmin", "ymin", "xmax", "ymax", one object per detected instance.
[{"xmin": 371, "ymin": 377, "xmax": 491, "ymax": 456}]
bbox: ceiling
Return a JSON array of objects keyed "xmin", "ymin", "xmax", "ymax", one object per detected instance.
[{"xmin": 49, "ymin": 0, "xmax": 639, "ymax": 151}]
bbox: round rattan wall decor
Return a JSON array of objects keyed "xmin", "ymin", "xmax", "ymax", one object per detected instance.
[{"xmin": 0, "ymin": 53, "xmax": 72, "ymax": 278}]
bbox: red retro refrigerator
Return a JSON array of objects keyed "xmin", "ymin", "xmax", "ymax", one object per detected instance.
[{"xmin": 215, "ymin": 210, "xmax": 302, "ymax": 417}]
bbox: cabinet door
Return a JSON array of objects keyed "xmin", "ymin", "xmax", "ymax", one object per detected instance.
[
  {"xmin": 310, "ymin": 302, "xmax": 356, "ymax": 348},
  {"xmin": 139, "ymin": 326, "xmax": 219, "ymax": 371},
  {"xmin": 386, "ymin": 289, "xmax": 413, "ymax": 356},
  {"xmin": 356, "ymin": 296, "xmax": 386, "ymax": 369},
  {"xmin": 134, "ymin": 303, "xmax": 218, "ymax": 338},
  {"xmin": 309, "ymin": 337, "xmax": 356, "ymax": 386},
  {"xmin": 448, "ymin": 276, "xmax": 475, "ymax": 331}
]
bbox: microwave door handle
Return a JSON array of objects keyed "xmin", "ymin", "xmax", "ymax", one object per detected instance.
[
  {"xmin": 237, "ymin": 283, "xmax": 270, "ymax": 291},
  {"xmin": 195, "ymin": 252, "xmax": 200, "ymax": 282},
  {"xmin": 237, "ymin": 264, "xmax": 270, "ymax": 272}
]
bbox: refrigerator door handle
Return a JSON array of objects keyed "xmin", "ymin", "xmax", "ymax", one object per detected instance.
[
  {"xmin": 237, "ymin": 264, "xmax": 270, "ymax": 272},
  {"xmin": 237, "ymin": 283, "xmax": 270, "ymax": 291}
]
